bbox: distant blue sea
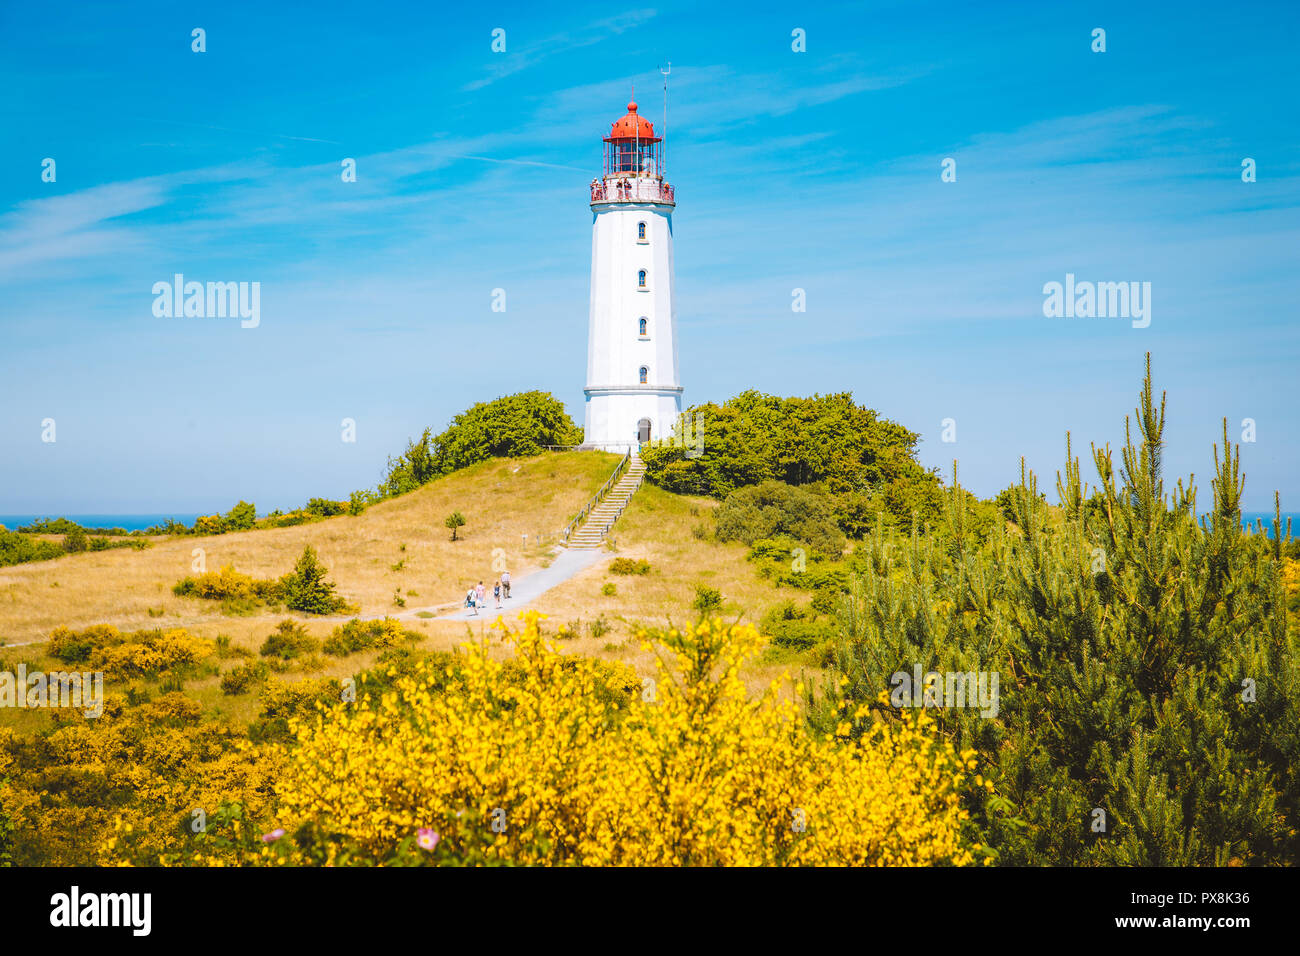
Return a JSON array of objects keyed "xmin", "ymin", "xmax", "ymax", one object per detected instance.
[
  {"xmin": 0, "ymin": 514, "xmax": 201, "ymax": 532},
  {"xmin": 1238, "ymin": 512, "xmax": 1300, "ymax": 538},
  {"xmin": 2, "ymin": 511, "xmax": 1297, "ymax": 537}
]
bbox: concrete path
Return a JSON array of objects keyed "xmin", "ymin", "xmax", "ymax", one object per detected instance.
[{"xmin": 435, "ymin": 546, "xmax": 607, "ymax": 621}]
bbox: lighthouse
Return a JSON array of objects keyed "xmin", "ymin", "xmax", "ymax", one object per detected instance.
[{"xmin": 582, "ymin": 99, "xmax": 682, "ymax": 452}]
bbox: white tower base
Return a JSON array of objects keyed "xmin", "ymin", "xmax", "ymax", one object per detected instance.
[{"xmin": 583, "ymin": 386, "xmax": 683, "ymax": 455}]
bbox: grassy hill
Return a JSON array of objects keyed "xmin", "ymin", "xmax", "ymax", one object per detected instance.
[
  {"xmin": 519, "ymin": 481, "xmax": 806, "ymax": 693},
  {"xmin": 0, "ymin": 449, "xmax": 817, "ymax": 735},
  {"xmin": 0, "ymin": 447, "xmax": 826, "ymax": 738},
  {"xmin": 0, "ymin": 452, "xmax": 622, "ymax": 648}
]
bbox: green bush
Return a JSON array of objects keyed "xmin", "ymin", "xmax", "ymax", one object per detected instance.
[
  {"xmin": 715, "ymin": 481, "xmax": 846, "ymax": 559},
  {"xmin": 639, "ymin": 391, "xmax": 939, "ymax": 500},
  {"xmin": 18, "ymin": 518, "xmax": 128, "ymax": 535},
  {"xmin": 322, "ymin": 617, "xmax": 414, "ymax": 656},
  {"xmin": 281, "ymin": 546, "xmax": 353, "ymax": 615},
  {"xmin": 48, "ymin": 623, "xmax": 119, "ymax": 665},
  {"xmin": 62, "ymin": 528, "xmax": 88, "ymax": 553},
  {"xmin": 220, "ymin": 659, "xmax": 271, "ymax": 695},
  {"xmin": 248, "ymin": 677, "xmax": 343, "ymax": 744},
  {"xmin": 692, "ymin": 584, "xmax": 722, "ymax": 615},
  {"xmin": 305, "ymin": 498, "xmax": 346, "ymax": 517},
  {"xmin": 817, "ymin": 357, "xmax": 1300, "ymax": 865},
  {"xmin": 259, "ymin": 620, "xmax": 321, "ymax": 660},
  {"xmin": 608, "ymin": 558, "xmax": 650, "ymax": 576},
  {"xmin": 88, "ymin": 536, "xmax": 149, "ymax": 553},
  {"xmin": 747, "ymin": 537, "xmax": 799, "ymax": 562},
  {"xmin": 379, "ymin": 391, "xmax": 583, "ymax": 496},
  {"xmin": 760, "ymin": 601, "xmax": 838, "ymax": 651},
  {"xmin": 0, "ymin": 528, "xmax": 63, "ymax": 567},
  {"xmin": 224, "ymin": 500, "xmax": 257, "ymax": 531}
]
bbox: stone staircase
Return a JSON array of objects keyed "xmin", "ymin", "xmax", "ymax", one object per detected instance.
[{"xmin": 566, "ymin": 455, "xmax": 645, "ymax": 549}]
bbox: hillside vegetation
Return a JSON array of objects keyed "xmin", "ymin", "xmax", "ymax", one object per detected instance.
[
  {"xmin": 0, "ymin": 451, "xmax": 619, "ymax": 648},
  {"xmin": 3, "ymin": 365, "xmax": 1296, "ymax": 867}
]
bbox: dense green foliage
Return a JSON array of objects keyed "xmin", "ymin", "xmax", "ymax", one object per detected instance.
[
  {"xmin": 380, "ymin": 391, "xmax": 583, "ymax": 497},
  {"xmin": 17, "ymin": 518, "xmax": 133, "ymax": 536},
  {"xmin": 643, "ymin": 392, "xmax": 945, "ymax": 544},
  {"xmin": 814, "ymin": 359, "xmax": 1299, "ymax": 865},
  {"xmin": 259, "ymin": 620, "xmax": 321, "ymax": 660},
  {"xmin": 0, "ymin": 527, "xmax": 64, "ymax": 567},
  {"xmin": 715, "ymin": 481, "xmax": 846, "ymax": 559},
  {"xmin": 641, "ymin": 391, "xmax": 940, "ymax": 498},
  {"xmin": 172, "ymin": 548, "xmax": 353, "ymax": 616},
  {"xmin": 62, "ymin": 527, "xmax": 88, "ymax": 553},
  {"xmin": 322, "ymin": 618, "xmax": 419, "ymax": 657},
  {"xmin": 224, "ymin": 501, "xmax": 257, "ymax": 531},
  {"xmin": 0, "ymin": 524, "xmax": 151, "ymax": 569},
  {"xmin": 760, "ymin": 600, "xmax": 839, "ymax": 654},
  {"xmin": 282, "ymin": 546, "xmax": 353, "ymax": 615}
]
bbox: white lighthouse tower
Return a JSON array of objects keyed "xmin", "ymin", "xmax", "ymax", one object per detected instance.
[{"xmin": 582, "ymin": 98, "xmax": 682, "ymax": 452}]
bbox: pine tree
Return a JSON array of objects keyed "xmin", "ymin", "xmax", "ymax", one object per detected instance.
[
  {"xmin": 282, "ymin": 546, "xmax": 348, "ymax": 614},
  {"xmin": 820, "ymin": 354, "xmax": 1300, "ymax": 865}
]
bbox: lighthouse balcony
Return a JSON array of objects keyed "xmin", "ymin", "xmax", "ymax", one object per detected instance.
[{"xmin": 591, "ymin": 178, "xmax": 675, "ymax": 206}]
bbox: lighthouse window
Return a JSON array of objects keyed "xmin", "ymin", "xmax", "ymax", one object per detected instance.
[
  {"xmin": 638, "ymin": 317, "xmax": 648, "ymax": 336},
  {"xmin": 638, "ymin": 270, "xmax": 647, "ymax": 289},
  {"xmin": 639, "ymin": 366, "xmax": 648, "ymax": 384},
  {"xmin": 637, "ymin": 221, "xmax": 647, "ymax": 242}
]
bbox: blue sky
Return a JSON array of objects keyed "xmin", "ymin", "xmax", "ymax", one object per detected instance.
[{"xmin": 1, "ymin": 0, "xmax": 1297, "ymax": 513}]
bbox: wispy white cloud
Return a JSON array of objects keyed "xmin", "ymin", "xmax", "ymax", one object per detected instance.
[{"xmin": 462, "ymin": 9, "xmax": 659, "ymax": 91}]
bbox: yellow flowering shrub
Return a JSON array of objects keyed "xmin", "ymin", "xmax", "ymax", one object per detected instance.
[
  {"xmin": 45, "ymin": 623, "xmax": 214, "ymax": 679},
  {"xmin": 0, "ymin": 695, "xmax": 283, "ymax": 866},
  {"xmin": 193, "ymin": 515, "xmax": 225, "ymax": 536},
  {"xmin": 250, "ymin": 612, "xmax": 974, "ymax": 866},
  {"xmin": 322, "ymin": 616, "xmax": 412, "ymax": 656},
  {"xmin": 92, "ymin": 628, "xmax": 214, "ymax": 679},
  {"xmin": 194, "ymin": 565, "xmax": 258, "ymax": 599}
]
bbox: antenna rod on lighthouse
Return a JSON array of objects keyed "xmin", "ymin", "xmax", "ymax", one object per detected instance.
[{"xmin": 660, "ymin": 62, "xmax": 670, "ymax": 177}]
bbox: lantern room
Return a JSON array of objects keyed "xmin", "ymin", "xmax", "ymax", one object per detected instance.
[{"xmin": 602, "ymin": 101, "xmax": 663, "ymax": 178}]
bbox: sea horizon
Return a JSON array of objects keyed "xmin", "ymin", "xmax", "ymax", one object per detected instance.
[
  {"xmin": 4, "ymin": 510, "xmax": 1298, "ymax": 536},
  {"xmin": 0, "ymin": 514, "xmax": 202, "ymax": 532}
]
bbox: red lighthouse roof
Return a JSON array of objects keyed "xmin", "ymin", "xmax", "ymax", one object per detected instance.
[{"xmin": 605, "ymin": 101, "xmax": 660, "ymax": 143}]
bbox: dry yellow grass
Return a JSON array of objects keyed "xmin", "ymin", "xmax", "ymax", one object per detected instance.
[
  {"xmin": 515, "ymin": 480, "xmax": 821, "ymax": 696},
  {"xmin": 0, "ymin": 451, "xmax": 818, "ymax": 706},
  {"xmin": 0, "ymin": 452, "xmax": 619, "ymax": 649}
]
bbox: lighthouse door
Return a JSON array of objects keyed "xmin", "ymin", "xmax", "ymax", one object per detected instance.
[{"xmin": 637, "ymin": 418, "xmax": 651, "ymax": 443}]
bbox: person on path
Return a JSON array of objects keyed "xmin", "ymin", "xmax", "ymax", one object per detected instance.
[
  {"xmin": 501, "ymin": 568, "xmax": 511, "ymax": 599},
  {"xmin": 494, "ymin": 579, "xmax": 502, "ymax": 608},
  {"xmin": 476, "ymin": 580, "xmax": 486, "ymax": 611},
  {"xmin": 465, "ymin": 586, "xmax": 478, "ymax": 616}
]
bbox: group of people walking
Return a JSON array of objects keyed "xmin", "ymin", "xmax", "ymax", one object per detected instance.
[{"xmin": 465, "ymin": 569, "xmax": 510, "ymax": 615}]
